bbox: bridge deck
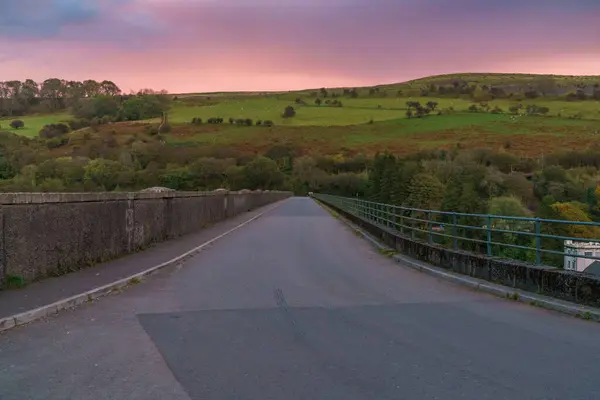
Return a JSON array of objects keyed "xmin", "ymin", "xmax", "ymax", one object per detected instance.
[{"xmin": 1, "ymin": 197, "xmax": 599, "ymax": 399}]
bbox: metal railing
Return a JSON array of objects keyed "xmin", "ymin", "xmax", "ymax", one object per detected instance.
[{"xmin": 313, "ymin": 193, "xmax": 600, "ymax": 270}]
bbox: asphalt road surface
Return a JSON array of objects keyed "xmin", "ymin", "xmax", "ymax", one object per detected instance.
[{"xmin": 1, "ymin": 197, "xmax": 599, "ymax": 400}]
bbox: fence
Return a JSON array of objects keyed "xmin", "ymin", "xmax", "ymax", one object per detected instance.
[{"xmin": 313, "ymin": 194, "xmax": 600, "ymax": 271}]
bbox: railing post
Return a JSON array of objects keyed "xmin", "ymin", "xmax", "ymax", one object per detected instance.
[
  {"xmin": 452, "ymin": 213, "xmax": 458, "ymax": 250},
  {"xmin": 486, "ymin": 215, "xmax": 492, "ymax": 257},
  {"xmin": 400, "ymin": 209, "xmax": 404, "ymax": 235},
  {"xmin": 372, "ymin": 202, "xmax": 376, "ymax": 223},
  {"xmin": 387, "ymin": 204, "xmax": 392, "ymax": 229},
  {"xmin": 411, "ymin": 210, "xmax": 415, "ymax": 240},
  {"xmin": 427, "ymin": 211, "xmax": 433, "ymax": 244},
  {"xmin": 535, "ymin": 218, "xmax": 541, "ymax": 265}
]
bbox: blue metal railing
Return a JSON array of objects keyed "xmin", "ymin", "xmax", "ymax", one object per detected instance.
[{"xmin": 312, "ymin": 193, "xmax": 600, "ymax": 270}]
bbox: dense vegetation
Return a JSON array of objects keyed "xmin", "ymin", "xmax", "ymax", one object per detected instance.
[{"xmin": 0, "ymin": 73, "xmax": 599, "ymax": 235}]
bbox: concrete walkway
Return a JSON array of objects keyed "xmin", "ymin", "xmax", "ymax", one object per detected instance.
[
  {"xmin": 1, "ymin": 197, "xmax": 600, "ymax": 400},
  {"xmin": 0, "ymin": 202, "xmax": 280, "ymax": 320}
]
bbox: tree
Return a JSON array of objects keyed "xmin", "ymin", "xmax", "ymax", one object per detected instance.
[
  {"xmin": 426, "ymin": 101, "xmax": 438, "ymax": 111},
  {"xmin": 405, "ymin": 173, "xmax": 445, "ymax": 210},
  {"xmin": 10, "ymin": 120, "xmax": 24, "ymax": 129},
  {"xmin": 189, "ymin": 157, "xmax": 234, "ymax": 189},
  {"xmin": 292, "ymin": 156, "xmax": 328, "ymax": 194},
  {"xmin": 120, "ymin": 94, "xmax": 171, "ymax": 121},
  {"xmin": 265, "ymin": 143, "xmax": 298, "ymax": 172},
  {"xmin": 83, "ymin": 159, "xmax": 127, "ymax": 191},
  {"xmin": 241, "ymin": 156, "xmax": 285, "ymax": 190},
  {"xmin": 99, "ymin": 80, "xmax": 121, "ymax": 96},
  {"xmin": 82, "ymin": 80, "xmax": 101, "ymax": 97},
  {"xmin": 550, "ymin": 201, "xmax": 600, "ymax": 239},
  {"xmin": 40, "ymin": 78, "xmax": 67, "ymax": 111},
  {"xmin": 315, "ymin": 98, "xmax": 322, "ymax": 106},
  {"xmin": 282, "ymin": 106, "xmax": 296, "ymax": 118},
  {"xmin": 488, "ymin": 196, "xmax": 531, "ymax": 217}
]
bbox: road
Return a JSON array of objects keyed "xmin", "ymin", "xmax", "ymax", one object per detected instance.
[{"xmin": 1, "ymin": 197, "xmax": 599, "ymax": 400}]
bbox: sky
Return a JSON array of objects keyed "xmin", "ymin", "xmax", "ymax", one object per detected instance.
[{"xmin": 0, "ymin": 0, "xmax": 598, "ymax": 93}]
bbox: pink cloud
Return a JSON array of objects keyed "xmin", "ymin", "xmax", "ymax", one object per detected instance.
[{"xmin": 0, "ymin": 0, "xmax": 598, "ymax": 92}]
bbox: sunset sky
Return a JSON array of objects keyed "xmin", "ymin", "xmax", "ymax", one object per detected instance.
[{"xmin": 0, "ymin": 0, "xmax": 599, "ymax": 93}]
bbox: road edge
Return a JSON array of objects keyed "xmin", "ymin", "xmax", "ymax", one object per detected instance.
[
  {"xmin": 314, "ymin": 198, "xmax": 600, "ymax": 322},
  {"xmin": 0, "ymin": 200, "xmax": 286, "ymax": 333}
]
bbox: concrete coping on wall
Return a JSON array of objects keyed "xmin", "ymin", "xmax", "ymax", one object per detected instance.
[{"xmin": 0, "ymin": 190, "xmax": 290, "ymax": 204}]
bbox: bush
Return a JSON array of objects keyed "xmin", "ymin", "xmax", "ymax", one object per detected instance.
[
  {"xmin": 45, "ymin": 137, "xmax": 68, "ymax": 149},
  {"xmin": 282, "ymin": 106, "xmax": 296, "ymax": 118},
  {"xmin": 191, "ymin": 117, "xmax": 203, "ymax": 125},
  {"xmin": 256, "ymin": 120, "xmax": 263, "ymax": 126},
  {"xmin": 147, "ymin": 125, "xmax": 160, "ymax": 135},
  {"xmin": 67, "ymin": 119, "xmax": 90, "ymax": 131},
  {"xmin": 100, "ymin": 115, "xmax": 113, "ymax": 125},
  {"xmin": 39, "ymin": 123, "xmax": 70, "ymax": 139},
  {"xmin": 10, "ymin": 120, "xmax": 24, "ymax": 129},
  {"xmin": 263, "ymin": 120, "xmax": 274, "ymax": 127}
]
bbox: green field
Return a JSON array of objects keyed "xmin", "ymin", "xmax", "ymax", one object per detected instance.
[
  {"xmin": 0, "ymin": 113, "xmax": 71, "ymax": 136},
  {"xmin": 170, "ymin": 96, "xmax": 600, "ymax": 124},
  {"xmin": 169, "ymin": 97, "xmax": 407, "ymax": 126}
]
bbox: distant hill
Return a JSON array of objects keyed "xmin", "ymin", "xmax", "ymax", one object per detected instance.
[{"xmin": 179, "ymin": 73, "xmax": 600, "ymax": 100}]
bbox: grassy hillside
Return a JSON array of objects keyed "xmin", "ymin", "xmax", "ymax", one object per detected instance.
[
  {"xmin": 8, "ymin": 72, "xmax": 600, "ymax": 157},
  {"xmin": 164, "ymin": 113, "xmax": 600, "ymax": 157}
]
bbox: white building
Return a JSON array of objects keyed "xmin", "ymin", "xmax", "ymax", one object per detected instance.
[{"xmin": 564, "ymin": 240, "xmax": 600, "ymax": 273}]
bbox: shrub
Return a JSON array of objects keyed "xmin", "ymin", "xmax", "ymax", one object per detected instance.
[
  {"xmin": 263, "ymin": 120, "xmax": 274, "ymax": 127},
  {"xmin": 256, "ymin": 120, "xmax": 263, "ymax": 126},
  {"xmin": 67, "ymin": 119, "xmax": 90, "ymax": 131},
  {"xmin": 45, "ymin": 137, "xmax": 68, "ymax": 149},
  {"xmin": 245, "ymin": 118, "xmax": 253, "ymax": 126},
  {"xmin": 39, "ymin": 123, "xmax": 70, "ymax": 139},
  {"xmin": 282, "ymin": 106, "xmax": 296, "ymax": 118},
  {"xmin": 191, "ymin": 117, "xmax": 202, "ymax": 125},
  {"xmin": 10, "ymin": 120, "xmax": 24, "ymax": 129}
]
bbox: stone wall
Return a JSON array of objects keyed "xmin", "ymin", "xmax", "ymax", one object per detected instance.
[
  {"xmin": 0, "ymin": 190, "xmax": 290, "ymax": 284},
  {"xmin": 321, "ymin": 199, "xmax": 600, "ymax": 308}
]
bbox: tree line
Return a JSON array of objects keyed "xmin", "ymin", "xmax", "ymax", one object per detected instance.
[{"xmin": 0, "ymin": 79, "xmax": 127, "ymax": 117}]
